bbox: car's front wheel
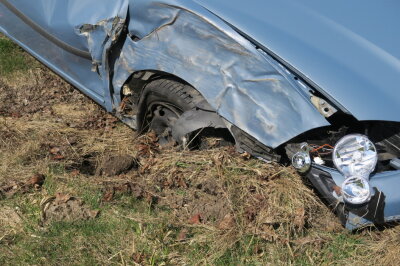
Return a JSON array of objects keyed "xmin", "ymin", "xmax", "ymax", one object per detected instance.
[{"xmin": 137, "ymin": 78, "xmax": 206, "ymax": 145}]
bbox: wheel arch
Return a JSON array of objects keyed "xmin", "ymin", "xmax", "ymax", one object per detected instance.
[
  {"xmin": 116, "ymin": 70, "xmax": 213, "ymax": 111},
  {"xmin": 115, "ymin": 70, "xmax": 281, "ymax": 161},
  {"xmin": 116, "ymin": 69, "xmax": 235, "ymax": 140}
]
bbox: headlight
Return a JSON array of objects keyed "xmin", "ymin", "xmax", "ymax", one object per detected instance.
[
  {"xmin": 341, "ymin": 176, "xmax": 371, "ymax": 204},
  {"xmin": 292, "ymin": 151, "xmax": 311, "ymax": 173},
  {"xmin": 333, "ymin": 134, "xmax": 377, "ymax": 204},
  {"xmin": 333, "ymin": 134, "xmax": 378, "ymax": 178}
]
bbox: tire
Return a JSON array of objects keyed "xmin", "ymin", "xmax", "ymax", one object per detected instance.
[{"xmin": 137, "ymin": 78, "xmax": 205, "ymax": 145}]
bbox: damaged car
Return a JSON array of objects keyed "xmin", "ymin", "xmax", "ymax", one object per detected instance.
[{"xmin": 1, "ymin": 0, "xmax": 399, "ymax": 230}]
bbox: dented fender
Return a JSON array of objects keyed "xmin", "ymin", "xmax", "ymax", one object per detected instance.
[
  {"xmin": 66, "ymin": 0, "xmax": 329, "ymax": 149},
  {"xmin": 109, "ymin": 0, "xmax": 329, "ymax": 149}
]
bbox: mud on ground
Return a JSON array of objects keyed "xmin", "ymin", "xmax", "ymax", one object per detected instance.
[{"xmin": 1, "ymin": 35, "xmax": 400, "ymax": 265}]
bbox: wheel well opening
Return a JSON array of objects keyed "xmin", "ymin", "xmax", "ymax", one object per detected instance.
[
  {"xmin": 119, "ymin": 71, "xmax": 236, "ymax": 148},
  {"xmin": 121, "ymin": 70, "xmax": 192, "ymax": 103}
]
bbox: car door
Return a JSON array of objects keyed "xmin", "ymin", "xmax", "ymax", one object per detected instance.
[{"xmin": 0, "ymin": 0, "xmax": 127, "ymax": 110}]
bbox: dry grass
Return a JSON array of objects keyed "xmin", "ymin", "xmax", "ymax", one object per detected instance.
[{"xmin": 1, "ymin": 33, "xmax": 400, "ymax": 265}]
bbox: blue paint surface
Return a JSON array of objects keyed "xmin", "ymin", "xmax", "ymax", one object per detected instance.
[{"xmin": 194, "ymin": 0, "xmax": 400, "ymax": 122}]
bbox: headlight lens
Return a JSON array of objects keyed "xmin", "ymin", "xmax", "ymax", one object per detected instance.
[
  {"xmin": 341, "ymin": 176, "xmax": 371, "ymax": 204},
  {"xmin": 333, "ymin": 134, "xmax": 378, "ymax": 178},
  {"xmin": 292, "ymin": 151, "xmax": 311, "ymax": 173},
  {"xmin": 333, "ymin": 134, "xmax": 377, "ymax": 204}
]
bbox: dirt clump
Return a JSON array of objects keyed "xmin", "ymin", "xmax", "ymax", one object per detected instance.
[
  {"xmin": 66, "ymin": 153, "xmax": 138, "ymax": 177},
  {"xmin": 40, "ymin": 193, "xmax": 99, "ymax": 225},
  {"xmin": 96, "ymin": 154, "xmax": 138, "ymax": 176}
]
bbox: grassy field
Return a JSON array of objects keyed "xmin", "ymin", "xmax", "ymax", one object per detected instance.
[{"xmin": 0, "ymin": 34, "xmax": 399, "ymax": 265}]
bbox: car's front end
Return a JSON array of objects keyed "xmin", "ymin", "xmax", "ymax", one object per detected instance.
[
  {"xmin": 285, "ymin": 121, "xmax": 400, "ymax": 229},
  {"xmin": 191, "ymin": 0, "xmax": 400, "ymax": 229}
]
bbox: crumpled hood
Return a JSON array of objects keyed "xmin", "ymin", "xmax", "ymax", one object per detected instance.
[{"xmin": 195, "ymin": 0, "xmax": 400, "ymax": 122}]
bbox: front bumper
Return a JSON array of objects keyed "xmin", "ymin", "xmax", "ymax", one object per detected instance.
[{"xmin": 307, "ymin": 165, "xmax": 400, "ymax": 230}]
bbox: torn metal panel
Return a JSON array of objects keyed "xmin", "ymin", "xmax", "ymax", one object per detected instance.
[
  {"xmin": 112, "ymin": 0, "xmax": 329, "ymax": 149},
  {"xmin": 75, "ymin": 0, "xmax": 128, "ymax": 111},
  {"xmin": 77, "ymin": 6, "xmax": 128, "ymax": 71}
]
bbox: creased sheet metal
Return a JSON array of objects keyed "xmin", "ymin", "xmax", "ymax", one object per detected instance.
[
  {"xmin": 75, "ymin": 0, "xmax": 128, "ymax": 110},
  {"xmin": 110, "ymin": 0, "xmax": 329, "ymax": 148},
  {"xmin": 76, "ymin": 1, "xmax": 128, "ymax": 71}
]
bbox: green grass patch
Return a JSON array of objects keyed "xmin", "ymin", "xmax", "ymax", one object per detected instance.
[
  {"xmin": 0, "ymin": 36, "xmax": 33, "ymax": 77},
  {"xmin": 1, "ymin": 218, "xmax": 136, "ymax": 265}
]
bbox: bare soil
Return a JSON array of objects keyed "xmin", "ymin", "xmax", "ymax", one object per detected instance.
[{"xmin": 41, "ymin": 193, "xmax": 99, "ymax": 225}]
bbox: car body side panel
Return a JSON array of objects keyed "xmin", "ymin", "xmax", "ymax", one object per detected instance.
[
  {"xmin": 3, "ymin": 0, "xmax": 128, "ymax": 52},
  {"xmin": 0, "ymin": 0, "xmax": 128, "ymax": 110},
  {"xmin": 111, "ymin": 0, "xmax": 329, "ymax": 148},
  {"xmin": 0, "ymin": 2, "xmax": 105, "ymax": 105}
]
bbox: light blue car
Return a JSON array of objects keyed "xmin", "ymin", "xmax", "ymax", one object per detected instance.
[{"xmin": 1, "ymin": 0, "xmax": 399, "ymax": 229}]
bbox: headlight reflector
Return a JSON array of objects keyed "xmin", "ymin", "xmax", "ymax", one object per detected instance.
[
  {"xmin": 341, "ymin": 176, "xmax": 371, "ymax": 204},
  {"xmin": 292, "ymin": 151, "xmax": 311, "ymax": 173},
  {"xmin": 333, "ymin": 134, "xmax": 377, "ymax": 178}
]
